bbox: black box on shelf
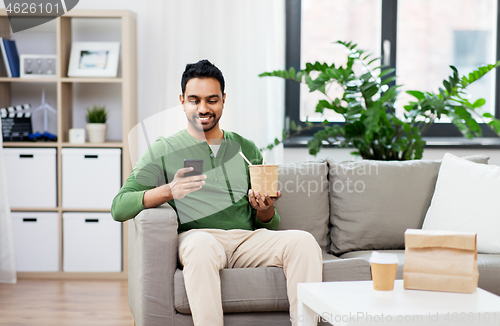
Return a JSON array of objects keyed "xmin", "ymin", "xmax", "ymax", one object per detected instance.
[{"xmin": 1, "ymin": 104, "xmax": 32, "ymax": 141}]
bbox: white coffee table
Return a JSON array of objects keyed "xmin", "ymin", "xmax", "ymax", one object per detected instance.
[{"xmin": 297, "ymin": 280, "xmax": 500, "ymax": 326}]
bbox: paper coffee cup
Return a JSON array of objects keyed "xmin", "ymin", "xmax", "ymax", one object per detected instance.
[
  {"xmin": 249, "ymin": 165, "xmax": 279, "ymax": 197},
  {"xmin": 369, "ymin": 251, "xmax": 398, "ymax": 291}
]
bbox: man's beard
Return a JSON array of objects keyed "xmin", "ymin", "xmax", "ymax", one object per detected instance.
[{"xmin": 189, "ymin": 113, "xmax": 220, "ymax": 132}]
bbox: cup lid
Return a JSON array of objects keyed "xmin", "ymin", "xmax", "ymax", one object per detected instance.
[{"xmin": 369, "ymin": 251, "xmax": 398, "ymax": 264}]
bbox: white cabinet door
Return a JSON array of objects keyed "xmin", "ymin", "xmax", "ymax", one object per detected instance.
[
  {"xmin": 11, "ymin": 212, "xmax": 59, "ymax": 271},
  {"xmin": 3, "ymin": 148, "xmax": 57, "ymax": 208},
  {"xmin": 62, "ymin": 148, "xmax": 121, "ymax": 209},
  {"xmin": 63, "ymin": 212, "xmax": 122, "ymax": 272}
]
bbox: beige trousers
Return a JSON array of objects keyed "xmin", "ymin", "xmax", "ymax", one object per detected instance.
[{"xmin": 178, "ymin": 228, "xmax": 323, "ymax": 326}]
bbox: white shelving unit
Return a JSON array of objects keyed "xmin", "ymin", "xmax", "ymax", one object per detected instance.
[{"xmin": 0, "ymin": 9, "xmax": 137, "ymax": 280}]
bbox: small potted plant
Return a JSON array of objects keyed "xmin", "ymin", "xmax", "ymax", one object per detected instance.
[{"xmin": 85, "ymin": 105, "xmax": 108, "ymax": 143}]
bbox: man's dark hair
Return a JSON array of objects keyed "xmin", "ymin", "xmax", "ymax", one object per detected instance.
[{"xmin": 181, "ymin": 59, "xmax": 225, "ymax": 96}]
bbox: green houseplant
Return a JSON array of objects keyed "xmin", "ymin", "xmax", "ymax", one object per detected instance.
[
  {"xmin": 85, "ymin": 105, "xmax": 108, "ymax": 143},
  {"xmin": 260, "ymin": 41, "xmax": 500, "ymax": 160}
]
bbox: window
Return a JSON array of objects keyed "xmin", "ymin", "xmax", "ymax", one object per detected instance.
[
  {"xmin": 455, "ymin": 31, "xmax": 490, "ymax": 67},
  {"xmin": 300, "ymin": 0, "xmax": 382, "ymax": 122},
  {"xmin": 453, "ymin": 30, "xmax": 492, "ymax": 117},
  {"xmin": 396, "ymin": 0, "xmax": 497, "ymax": 121},
  {"xmin": 286, "ymin": 0, "xmax": 500, "ymax": 138}
]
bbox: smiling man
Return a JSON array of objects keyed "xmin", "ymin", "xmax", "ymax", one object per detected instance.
[{"xmin": 111, "ymin": 59, "xmax": 322, "ymax": 326}]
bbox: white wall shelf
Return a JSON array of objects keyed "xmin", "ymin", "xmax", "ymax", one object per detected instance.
[{"xmin": 0, "ymin": 9, "xmax": 137, "ymax": 280}]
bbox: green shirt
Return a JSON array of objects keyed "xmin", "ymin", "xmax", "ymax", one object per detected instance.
[{"xmin": 111, "ymin": 129, "xmax": 280, "ymax": 232}]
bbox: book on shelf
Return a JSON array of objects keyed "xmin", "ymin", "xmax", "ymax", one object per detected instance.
[
  {"xmin": 0, "ymin": 52, "xmax": 7, "ymax": 77},
  {"xmin": 2, "ymin": 39, "xmax": 20, "ymax": 77},
  {"xmin": 0, "ymin": 37, "xmax": 12, "ymax": 77}
]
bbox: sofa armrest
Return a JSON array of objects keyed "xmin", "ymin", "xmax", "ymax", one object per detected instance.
[{"xmin": 128, "ymin": 204, "xmax": 178, "ymax": 326}]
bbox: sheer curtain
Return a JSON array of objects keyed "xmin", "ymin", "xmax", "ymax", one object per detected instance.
[
  {"xmin": 133, "ymin": 0, "xmax": 286, "ymax": 164},
  {"xmin": 0, "ymin": 132, "xmax": 16, "ymax": 284}
]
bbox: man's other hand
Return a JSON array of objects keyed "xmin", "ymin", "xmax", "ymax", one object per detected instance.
[
  {"xmin": 170, "ymin": 167, "xmax": 207, "ymax": 199},
  {"xmin": 248, "ymin": 189, "xmax": 281, "ymax": 211}
]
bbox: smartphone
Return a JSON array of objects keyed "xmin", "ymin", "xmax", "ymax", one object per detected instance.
[{"xmin": 184, "ymin": 159, "xmax": 203, "ymax": 177}]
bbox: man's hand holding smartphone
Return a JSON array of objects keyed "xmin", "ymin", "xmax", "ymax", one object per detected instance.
[
  {"xmin": 169, "ymin": 169, "xmax": 206, "ymax": 200},
  {"xmin": 142, "ymin": 162, "xmax": 206, "ymax": 208}
]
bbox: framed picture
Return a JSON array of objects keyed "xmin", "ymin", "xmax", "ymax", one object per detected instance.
[
  {"xmin": 20, "ymin": 54, "xmax": 57, "ymax": 78},
  {"xmin": 67, "ymin": 42, "xmax": 120, "ymax": 77}
]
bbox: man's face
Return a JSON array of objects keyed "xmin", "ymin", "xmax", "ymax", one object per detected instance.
[{"xmin": 181, "ymin": 77, "xmax": 225, "ymax": 132}]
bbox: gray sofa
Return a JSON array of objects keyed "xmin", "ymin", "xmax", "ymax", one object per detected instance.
[{"xmin": 128, "ymin": 156, "xmax": 500, "ymax": 326}]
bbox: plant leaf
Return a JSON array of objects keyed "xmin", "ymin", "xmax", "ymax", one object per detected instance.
[
  {"xmin": 406, "ymin": 90, "xmax": 425, "ymax": 101},
  {"xmin": 472, "ymin": 98, "xmax": 486, "ymax": 108}
]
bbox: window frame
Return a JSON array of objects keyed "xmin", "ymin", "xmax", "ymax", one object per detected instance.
[{"xmin": 284, "ymin": 0, "xmax": 500, "ymax": 143}]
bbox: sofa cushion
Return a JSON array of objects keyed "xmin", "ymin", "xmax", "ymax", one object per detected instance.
[
  {"xmin": 476, "ymin": 253, "xmax": 500, "ymax": 296},
  {"xmin": 275, "ymin": 161, "xmax": 330, "ymax": 250},
  {"xmin": 326, "ymin": 155, "xmax": 489, "ymax": 255},
  {"xmin": 340, "ymin": 250, "xmax": 500, "ymax": 296},
  {"xmin": 174, "ymin": 258, "xmax": 373, "ymax": 314},
  {"xmin": 322, "ymin": 249, "xmax": 341, "ymax": 262},
  {"xmin": 341, "ymin": 250, "xmax": 406, "ymax": 279},
  {"xmin": 174, "ymin": 267, "xmax": 289, "ymax": 314},
  {"xmin": 322, "ymin": 258, "xmax": 372, "ymax": 282}
]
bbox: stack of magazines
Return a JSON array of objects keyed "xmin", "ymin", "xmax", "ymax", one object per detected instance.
[{"xmin": 0, "ymin": 37, "xmax": 20, "ymax": 78}]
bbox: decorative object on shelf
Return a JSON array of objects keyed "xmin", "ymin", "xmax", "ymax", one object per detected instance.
[
  {"xmin": 20, "ymin": 54, "xmax": 57, "ymax": 78},
  {"xmin": 85, "ymin": 105, "xmax": 108, "ymax": 143},
  {"xmin": 0, "ymin": 37, "xmax": 20, "ymax": 77},
  {"xmin": 68, "ymin": 42, "xmax": 120, "ymax": 77},
  {"xmin": 30, "ymin": 89, "xmax": 57, "ymax": 141},
  {"xmin": 260, "ymin": 41, "xmax": 500, "ymax": 160},
  {"xmin": 0, "ymin": 97, "xmax": 57, "ymax": 142},
  {"xmin": 0, "ymin": 104, "xmax": 32, "ymax": 141},
  {"xmin": 69, "ymin": 128, "xmax": 85, "ymax": 144},
  {"xmin": 28, "ymin": 131, "xmax": 57, "ymax": 142}
]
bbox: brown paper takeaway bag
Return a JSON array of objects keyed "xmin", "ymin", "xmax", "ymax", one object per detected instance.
[{"xmin": 403, "ymin": 229, "xmax": 478, "ymax": 293}]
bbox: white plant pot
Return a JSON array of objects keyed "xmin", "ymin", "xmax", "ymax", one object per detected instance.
[{"xmin": 86, "ymin": 123, "xmax": 107, "ymax": 143}]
